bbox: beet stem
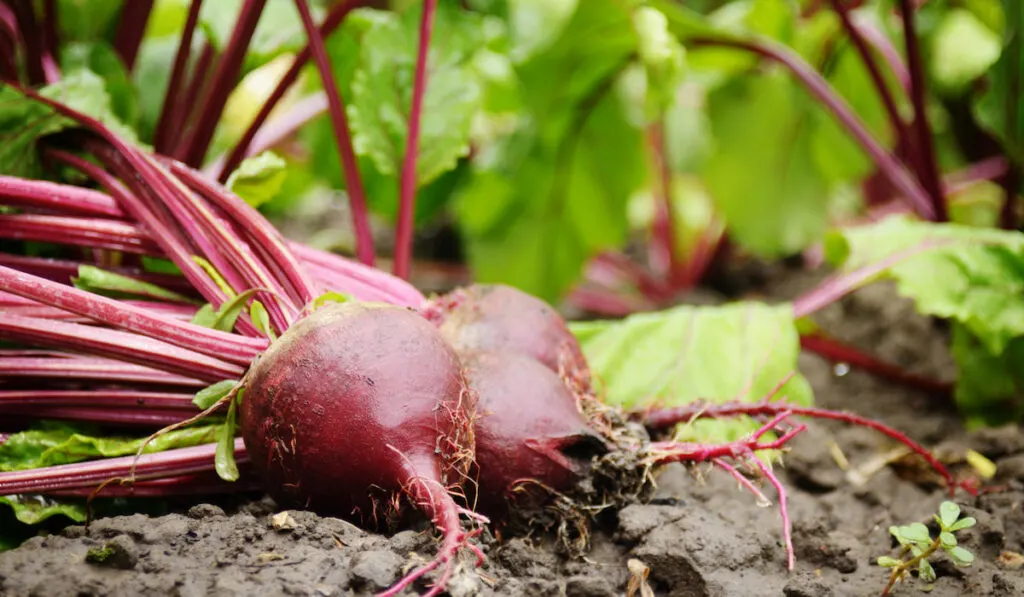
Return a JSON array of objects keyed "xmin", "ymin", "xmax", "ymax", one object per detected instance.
[
  {"xmin": 166, "ymin": 157, "xmax": 319, "ymax": 307},
  {"xmin": 180, "ymin": 0, "xmax": 268, "ymax": 167},
  {"xmin": 0, "ymin": 406, "xmax": 199, "ymax": 427},
  {"xmin": 0, "ymin": 312, "xmax": 245, "ymax": 381},
  {"xmin": 0, "ymin": 439, "xmax": 245, "ymax": 494},
  {"xmin": 112, "ymin": 0, "xmax": 153, "ymax": 72},
  {"xmin": 218, "ymin": 0, "xmax": 367, "ymax": 181},
  {"xmin": 46, "ymin": 143, "xmax": 234, "ymax": 313},
  {"xmin": 791, "ymin": 237, "xmax": 954, "ymax": 319},
  {"xmin": 0, "ymin": 5, "xmax": 20, "ymax": 82},
  {"xmin": 0, "ymin": 213, "xmax": 161, "ymax": 255},
  {"xmin": 393, "ymin": 0, "xmax": 437, "ymax": 280},
  {"xmin": 291, "ymin": 0, "xmax": 375, "ymax": 267},
  {"xmin": 0, "ymin": 264, "xmax": 267, "ymax": 364},
  {"xmin": 170, "ymin": 43, "xmax": 215, "ymax": 158},
  {"xmin": 800, "ymin": 333, "xmax": 952, "ymax": 395},
  {"xmin": 288, "ymin": 242, "xmax": 425, "ymax": 306},
  {"xmin": 829, "ymin": 0, "xmax": 915, "ymax": 172},
  {"xmin": 0, "ymin": 353, "xmax": 206, "ymax": 386},
  {"xmin": 7, "ymin": 0, "xmax": 45, "ymax": 84},
  {"xmin": 0, "ymin": 389, "xmax": 197, "ymax": 409},
  {"xmin": 896, "ymin": 0, "xmax": 946, "ymax": 220},
  {"xmin": 153, "ymin": 0, "xmax": 205, "ymax": 153},
  {"xmin": 647, "ymin": 120, "xmax": 679, "ymax": 282},
  {"xmin": 0, "ymin": 174, "xmax": 128, "ymax": 217}
]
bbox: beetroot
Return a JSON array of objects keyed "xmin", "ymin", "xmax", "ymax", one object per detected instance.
[
  {"xmin": 239, "ymin": 301, "xmax": 480, "ymax": 594},
  {"xmin": 431, "ymin": 284, "xmax": 590, "ymax": 384},
  {"xmin": 461, "ymin": 351, "xmax": 605, "ymax": 517}
]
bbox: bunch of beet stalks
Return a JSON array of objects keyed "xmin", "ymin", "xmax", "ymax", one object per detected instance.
[{"xmin": 0, "ymin": 93, "xmax": 975, "ymax": 596}]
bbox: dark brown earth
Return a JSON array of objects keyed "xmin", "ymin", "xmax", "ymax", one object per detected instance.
[{"xmin": 1, "ymin": 277, "xmax": 1023, "ymax": 597}]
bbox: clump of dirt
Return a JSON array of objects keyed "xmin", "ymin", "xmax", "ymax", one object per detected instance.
[{"xmin": 2, "ymin": 280, "xmax": 1024, "ymax": 597}]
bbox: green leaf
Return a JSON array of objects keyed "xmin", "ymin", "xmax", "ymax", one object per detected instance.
[
  {"xmin": 951, "ymin": 325, "xmax": 1024, "ymax": 425},
  {"xmin": 948, "ymin": 180, "xmax": 1005, "ymax": 228},
  {"xmin": 57, "ymin": 0, "xmax": 124, "ymax": 42},
  {"xmin": 190, "ymin": 288, "xmax": 263, "ymax": 332},
  {"xmin": 249, "ymin": 300, "xmax": 275, "ymax": 341},
  {"xmin": 311, "ymin": 291, "xmax": 353, "ymax": 311},
  {"xmin": 215, "ymin": 392, "xmax": 240, "ymax": 482},
  {"xmin": 810, "ymin": 40, "xmax": 897, "ymax": 184},
  {"xmin": 876, "ymin": 556, "xmax": 902, "ymax": 568},
  {"xmin": 456, "ymin": 82, "xmax": 646, "ymax": 302},
  {"xmin": 73, "ymin": 265, "xmax": 196, "ymax": 303},
  {"xmin": 895, "ymin": 523, "xmax": 933, "ymax": 545},
  {"xmin": 347, "ymin": 4, "xmax": 484, "ymax": 187},
  {"xmin": 939, "ymin": 501, "xmax": 962, "ymax": 528},
  {"xmin": 0, "ymin": 421, "xmax": 220, "ymax": 472},
  {"xmin": 39, "ymin": 68, "xmax": 139, "ymax": 144},
  {"xmin": 225, "ymin": 151, "xmax": 287, "ymax": 208},
  {"xmin": 133, "ymin": 36, "xmax": 181, "ymax": 140},
  {"xmin": 569, "ymin": 302, "xmax": 812, "ymax": 444},
  {"xmin": 939, "ymin": 531, "xmax": 958, "ymax": 548},
  {"xmin": 947, "ymin": 516, "xmax": 978, "ymax": 532},
  {"xmin": 60, "ymin": 41, "xmax": 139, "ymax": 127},
  {"xmin": 506, "ymin": 0, "xmax": 579, "ymax": 62},
  {"xmin": 930, "ymin": 8, "xmax": 1003, "ymax": 93},
  {"xmin": 0, "ymin": 494, "xmax": 86, "ymax": 525},
  {"xmin": 702, "ymin": 70, "xmax": 829, "ymax": 257},
  {"xmin": 824, "ymin": 218, "xmax": 1024, "ymax": 355},
  {"xmin": 947, "ymin": 546, "xmax": 976, "ymax": 566},
  {"xmin": 0, "ymin": 86, "xmax": 72, "ymax": 177},
  {"xmin": 193, "ymin": 380, "xmax": 239, "ymax": 410},
  {"xmin": 973, "ymin": 0, "xmax": 1024, "ymax": 163},
  {"xmin": 919, "ymin": 557, "xmax": 937, "ymax": 582}
]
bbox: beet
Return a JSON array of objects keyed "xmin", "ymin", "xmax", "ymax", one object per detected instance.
[
  {"xmin": 461, "ymin": 351, "xmax": 605, "ymax": 517},
  {"xmin": 431, "ymin": 284, "xmax": 590, "ymax": 384},
  {"xmin": 239, "ymin": 301, "xmax": 480, "ymax": 594}
]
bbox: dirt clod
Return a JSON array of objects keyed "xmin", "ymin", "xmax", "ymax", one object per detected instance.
[
  {"xmin": 349, "ymin": 549, "xmax": 404, "ymax": 591},
  {"xmin": 85, "ymin": 535, "xmax": 138, "ymax": 570}
]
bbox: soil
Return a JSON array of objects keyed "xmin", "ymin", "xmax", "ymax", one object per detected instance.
[{"xmin": 2, "ymin": 275, "xmax": 1024, "ymax": 597}]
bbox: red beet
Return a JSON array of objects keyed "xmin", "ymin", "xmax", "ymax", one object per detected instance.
[
  {"xmin": 239, "ymin": 301, "xmax": 479, "ymax": 595},
  {"xmin": 431, "ymin": 284, "xmax": 590, "ymax": 384},
  {"xmin": 461, "ymin": 351, "xmax": 605, "ymax": 517}
]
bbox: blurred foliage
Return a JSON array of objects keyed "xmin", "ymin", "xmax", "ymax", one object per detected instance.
[{"xmin": 6, "ymin": 0, "xmax": 1020, "ymax": 300}]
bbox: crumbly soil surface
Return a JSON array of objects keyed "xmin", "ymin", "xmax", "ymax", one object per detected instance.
[{"xmin": 2, "ymin": 277, "xmax": 1023, "ymax": 597}]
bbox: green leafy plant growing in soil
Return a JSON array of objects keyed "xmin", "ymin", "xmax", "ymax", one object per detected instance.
[{"xmin": 877, "ymin": 501, "xmax": 977, "ymax": 596}]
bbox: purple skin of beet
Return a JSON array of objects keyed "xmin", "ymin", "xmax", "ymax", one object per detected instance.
[
  {"xmin": 238, "ymin": 301, "xmax": 475, "ymax": 527},
  {"xmin": 461, "ymin": 350, "xmax": 606, "ymax": 517},
  {"xmin": 433, "ymin": 284, "xmax": 591, "ymax": 384}
]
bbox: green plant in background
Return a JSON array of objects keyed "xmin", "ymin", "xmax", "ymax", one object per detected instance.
[{"xmin": 877, "ymin": 501, "xmax": 977, "ymax": 595}]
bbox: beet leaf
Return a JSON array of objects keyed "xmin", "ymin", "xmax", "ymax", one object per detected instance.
[
  {"xmin": 824, "ymin": 217, "xmax": 1024, "ymax": 423},
  {"xmin": 570, "ymin": 301, "xmax": 812, "ymax": 444},
  {"xmin": 0, "ymin": 421, "xmax": 220, "ymax": 472}
]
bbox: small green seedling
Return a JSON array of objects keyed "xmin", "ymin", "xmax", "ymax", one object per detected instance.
[{"xmin": 877, "ymin": 501, "xmax": 976, "ymax": 595}]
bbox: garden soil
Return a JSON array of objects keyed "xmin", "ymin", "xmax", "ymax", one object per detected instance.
[{"xmin": 2, "ymin": 276, "xmax": 1023, "ymax": 597}]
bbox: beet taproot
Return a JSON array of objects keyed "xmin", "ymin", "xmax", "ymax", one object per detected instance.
[
  {"xmin": 461, "ymin": 350, "xmax": 606, "ymax": 517},
  {"xmin": 238, "ymin": 301, "xmax": 480, "ymax": 595},
  {"xmin": 430, "ymin": 284, "xmax": 590, "ymax": 384}
]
